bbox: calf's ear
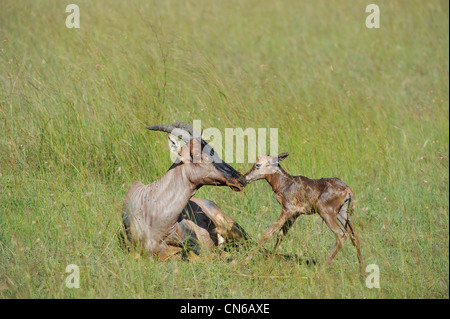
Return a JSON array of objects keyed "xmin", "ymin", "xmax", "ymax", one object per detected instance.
[
  {"xmin": 277, "ymin": 152, "xmax": 289, "ymax": 162},
  {"xmin": 270, "ymin": 152, "xmax": 289, "ymax": 165}
]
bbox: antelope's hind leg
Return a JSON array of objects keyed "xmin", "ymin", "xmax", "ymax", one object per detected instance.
[
  {"xmin": 345, "ymin": 221, "xmax": 364, "ymax": 273},
  {"xmin": 318, "ymin": 205, "xmax": 348, "ymax": 265},
  {"xmin": 336, "ymin": 202, "xmax": 364, "ymax": 272}
]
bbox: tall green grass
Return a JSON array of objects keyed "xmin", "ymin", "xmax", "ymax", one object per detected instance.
[{"xmin": 0, "ymin": 0, "xmax": 448, "ymax": 298}]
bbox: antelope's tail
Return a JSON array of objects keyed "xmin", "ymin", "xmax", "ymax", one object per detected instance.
[{"xmin": 338, "ymin": 191, "xmax": 353, "ymax": 228}]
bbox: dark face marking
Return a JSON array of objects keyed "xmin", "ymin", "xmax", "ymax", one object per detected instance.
[{"xmin": 168, "ymin": 138, "xmax": 246, "ymax": 189}]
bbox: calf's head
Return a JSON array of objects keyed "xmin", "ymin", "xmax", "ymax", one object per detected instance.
[{"xmin": 244, "ymin": 152, "xmax": 289, "ymax": 183}]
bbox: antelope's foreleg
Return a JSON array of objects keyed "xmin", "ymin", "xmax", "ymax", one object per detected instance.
[
  {"xmin": 244, "ymin": 212, "xmax": 290, "ymax": 264},
  {"xmin": 159, "ymin": 245, "xmax": 183, "ymax": 261},
  {"xmin": 273, "ymin": 215, "xmax": 298, "ymax": 252},
  {"xmin": 158, "ymin": 221, "xmax": 200, "ymax": 261}
]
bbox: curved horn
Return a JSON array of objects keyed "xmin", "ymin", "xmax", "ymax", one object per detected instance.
[
  {"xmin": 171, "ymin": 122, "xmax": 193, "ymax": 132},
  {"xmin": 170, "ymin": 122, "xmax": 221, "ymax": 161},
  {"xmin": 146, "ymin": 124, "xmax": 176, "ymax": 133},
  {"xmin": 170, "ymin": 122, "xmax": 202, "ymax": 138},
  {"xmin": 146, "ymin": 124, "xmax": 191, "ymax": 144}
]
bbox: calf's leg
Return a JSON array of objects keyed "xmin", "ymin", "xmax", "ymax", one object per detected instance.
[{"xmin": 244, "ymin": 211, "xmax": 290, "ymax": 264}]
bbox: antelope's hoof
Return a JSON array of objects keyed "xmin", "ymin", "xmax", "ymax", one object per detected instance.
[
  {"xmin": 188, "ymin": 251, "xmax": 201, "ymax": 262},
  {"xmin": 306, "ymin": 258, "xmax": 316, "ymax": 266}
]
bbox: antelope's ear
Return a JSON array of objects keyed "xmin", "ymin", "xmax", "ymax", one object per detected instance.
[
  {"xmin": 167, "ymin": 134, "xmax": 182, "ymax": 155},
  {"xmin": 277, "ymin": 152, "xmax": 289, "ymax": 162},
  {"xmin": 270, "ymin": 152, "xmax": 289, "ymax": 165},
  {"xmin": 167, "ymin": 134, "xmax": 185, "ymax": 163}
]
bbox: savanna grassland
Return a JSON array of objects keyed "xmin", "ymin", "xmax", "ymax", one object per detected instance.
[{"xmin": 0, "ymin": 0, "xmax": 448, "ymax": 298}]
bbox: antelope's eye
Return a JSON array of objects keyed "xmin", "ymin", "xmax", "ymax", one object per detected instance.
[{"xmin": 255, "ymin": 163, "xmax": 261, "ymax": 169}]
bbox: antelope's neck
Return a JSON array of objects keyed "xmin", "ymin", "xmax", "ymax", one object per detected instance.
[
  {"xmin": 155, "ymin": 165, "xmax": 198, "ymax": 202},
  {"xmin": 181, "ymin": 164, "xmax": 206, "ymax": 191},
  {"xmin": 265, "ymin": 167, "xmax": 292, "ymax": 194}
]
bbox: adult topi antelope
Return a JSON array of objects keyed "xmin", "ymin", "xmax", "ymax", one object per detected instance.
[
  {"xmin": 163, "ymin": 123, "xmax": 249, "ymax": 251},
  {"xmin": 122, "ymin": 122, "xmax": 247, "ymax": 260},
  {"xmin": 243, "ymin": 153, "xmax": 364, "ymax": 273}
]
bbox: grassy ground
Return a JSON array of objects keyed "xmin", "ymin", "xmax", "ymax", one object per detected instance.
[{"xmin": 0, "ymin": 0, "xmax": 448, "ymax": 298}]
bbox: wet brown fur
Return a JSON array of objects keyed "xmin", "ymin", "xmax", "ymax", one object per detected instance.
[{"xmin": 243, "ymin": 153, "xmax": 364, "ymax": 273}]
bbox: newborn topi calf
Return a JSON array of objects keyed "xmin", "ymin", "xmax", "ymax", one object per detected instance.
[{"xmin": 243, "ymin": 153, "xmax": 363, "ymax": 273}]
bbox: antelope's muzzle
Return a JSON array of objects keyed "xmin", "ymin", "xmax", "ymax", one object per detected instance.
[{"xmin": 226, "ymin": 176, "xmax": 247, "ymax": 192}]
